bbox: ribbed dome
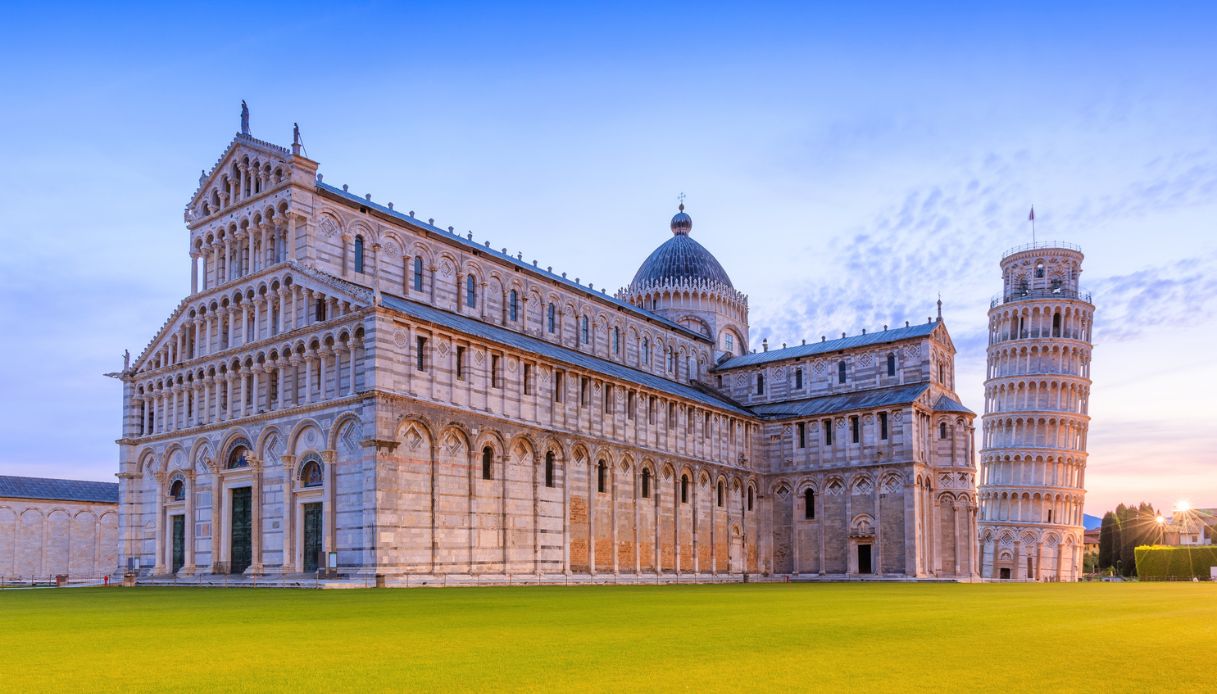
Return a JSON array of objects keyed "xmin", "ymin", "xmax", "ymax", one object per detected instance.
[{"xmin": 630, "ymin": 207, "xmax": 734, "ymax": 289}]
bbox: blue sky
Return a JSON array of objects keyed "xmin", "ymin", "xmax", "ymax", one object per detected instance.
[{"xmin": 0, "ymin": 1, "xmax": 1213, "ymax": 513}]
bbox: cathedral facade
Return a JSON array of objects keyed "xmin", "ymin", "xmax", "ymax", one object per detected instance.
[{"xmin": 115, "ymin": 118, "xmax": 979, "ymax": 583}]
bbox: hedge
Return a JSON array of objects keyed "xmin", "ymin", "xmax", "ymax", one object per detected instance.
[{"xmin": 1134, "ymin": 545, "xmax": 1217, "ymax": 580}]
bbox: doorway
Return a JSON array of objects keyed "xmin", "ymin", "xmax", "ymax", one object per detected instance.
[
  {"xmin": 999, "ymin": 567, "xmax": 1011, "ymax": 580},
  {"xmin": 230, "ymin": 487, "xmax": 252, "ymax": 574},
  {"xmin": 1027, "ymin": 557, "xmax": 1034, "ymax": 580},
  {"xmin": 171, "ymin": 515, "xmax": 185, "ymax": 574},
  {"xmin": 303, "ymin": 502, "xmax": 323, "ymax": 572},
  {"xmin": 857, "ymin": 544, "xmax": 873, "ymax": 574}
]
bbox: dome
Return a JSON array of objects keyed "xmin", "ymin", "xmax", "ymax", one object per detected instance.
[{"xmin": 630, "ymin": 206, "xmax": 734, "ymax": 289}]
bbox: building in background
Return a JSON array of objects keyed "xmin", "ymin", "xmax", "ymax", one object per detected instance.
[
  {"xmin": 113, "ymin": 112, "xmax": 978, "ymax": 585},
  {"xmin": 978, "ymin": 243, "xmax": 1094, "ymax": 580},
  {"xmin": 0, "ymin": 476, "xmax": 119, "ymax": 582}
]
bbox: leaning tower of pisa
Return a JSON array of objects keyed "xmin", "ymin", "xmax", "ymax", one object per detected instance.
[{"xmin": 978, "ymin": 242, "xmax": 1094, "ymax": 581}]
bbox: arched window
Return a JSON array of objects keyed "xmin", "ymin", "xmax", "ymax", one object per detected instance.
[
  {"xmin": 613, "ymin": 327, "xmax": 620, "ymax": 354},
  {"xmin": 300, "ymin": 459, "xmax": 323, "ymax": 487},
  {"xmin": 169, "ymin": 479, "xmax": 185, "ymax": 501},
  {"xmin": 838, "ymin": 361, "xmax": 847, "ymax": 384},
  {"xmin": 940, "ymin": 422, "xmax": 948, "ymax": 439},
  {"xmin": 482, "ymin": 446, "xmax": 494, "ymax": 480},
  {"xmin": 413, "ymin": 256, "xmax": 424, "ymax": 291},
  {"xmin": 747, "ymin": 486, "xmax": 754, "ymax": 511},
  {"xmin": 717, "ymin": 481, "xmax": 724, "ymax": 507},
  {"xmin": 1035, "ymin": 262, "xmax": 1045, "ymax": 278},
  {"xmin": 887, "ymin": 353, "xmax": 896, "ymax": 377},
  {"xmin": 581, "ymin": 316, "xmax": 589, "ymax": 344},
  {"xmin": 353, "ymin": 235, "xmax": 365, "ymax": 274},
  {"xmin": 1052, "ymin": 313, "xmax": 1061, "ymax": 337},
  {"xmin": 466, "ymin": 275, "xmax": 477, "ymax": 308},
  {"xmin": 756, "ymin": 373, "xmax": 765, "ymax": 395},
  {"xmin": 597, "ymin": 460, "xmax": 607, "ymax": 493},
  {"xmin": 544, "ymin": 452, "xmax": 555, "ymax": 488},
  {"xmin": 641, "ymin": 468, "xmax": 651, "ymax": 498},
  {"xmin": 642, "ymin": 337, "xmax": 650, "ymax": 364},
  {"xmin": 680, "ymin": 474, "xmax": 689, "ymax": 504},
  {"xmin": 804, "ymin": 489, "xmax": 815, "ymax": 519},
  {"xmin": 794, "ymin": 367, "xmax": 803, "ymax": 390},
  {"xmin": 508, "ymin": 289, "xmax": 519, "ymax": 321},
  {"xmin": 724, "ymin": 333, "xmax": 734, "ymax": 354},
  {"xmin": 546, "ymin": 303, "xmax": 556, "ymax": 333},
  {"xmin": 227, "ymin": 444, "xmax": 250, "ymax": 469}
]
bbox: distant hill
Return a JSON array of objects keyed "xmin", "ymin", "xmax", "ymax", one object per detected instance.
[{"xmin": 1083, "ymin": 514, "xmax": 1102, "ymax": 530}]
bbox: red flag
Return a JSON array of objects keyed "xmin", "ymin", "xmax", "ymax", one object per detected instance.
[{"xmin": 1028, "ymin": 207, "xmax": 1035, "ymax": 221}]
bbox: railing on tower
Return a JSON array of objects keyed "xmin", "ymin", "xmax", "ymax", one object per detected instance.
[
  {"xmin": 991, "ymin": 287, "xmax": 1092, "ymax": 308},
  {"xmin": 1001, "ymin": 241, "xmax": 1083, "ymax": 260}
]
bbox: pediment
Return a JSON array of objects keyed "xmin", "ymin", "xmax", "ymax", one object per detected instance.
[
  {"xmin": 129, "ymin": 263, "xmax": 372, "ymax": 377},
  {"xmin": 186, "ymin": 133, "xmax": 293, "ymax": 223}
]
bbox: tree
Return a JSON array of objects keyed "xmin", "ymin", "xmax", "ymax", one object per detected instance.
[{"xmin": 1098, "ymin": 511, "xmax": 1116, "ymax": 569}]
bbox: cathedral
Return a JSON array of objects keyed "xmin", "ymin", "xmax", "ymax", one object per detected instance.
[{"xmin": 116, "ymin": 114, "xmax": 980, "ymax": 584}]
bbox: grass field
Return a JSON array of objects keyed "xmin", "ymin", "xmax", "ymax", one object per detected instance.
[{"xmin": 1, "ymin": 583, "xmax": 1213, "ymax": 692}]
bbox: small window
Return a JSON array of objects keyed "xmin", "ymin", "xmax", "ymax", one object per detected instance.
[
  {"xmin": 354, "ymin": 235, "xmax": 365, "ymax": 273},
  {"xmin": 704, "ymin": 412, "xmax": 711, "ymax": 439},
  {"xmin": 939, "ymin": 363, "xmax": 945, "ymax": 384},
  {"xmin": 301, "ymin": 460, "xmax": 323, "ymax": 488},
  {"xmin": 804, "ymin": 489, "xmax": 815, "ymax": 519},
  {"xmin": 1035, "ymin": 262, "xmax": 1045, "ymax": 278},
  {"xmin": 717, "ymin": 481, "xmax": 724, "ymax": 507},
  {"xmin": 544, "ymin": 452, "xmax": 555, "ymax": 488},
  {"xmin": 523, "ymin": 364, "xmax": 533, "ymax": 395},
  {"xmin": 747, "ymin": 486, "xmax": 754, "ymax": 511},
  {"xmin": 546, "ymin": 303, "xmax": 556, "ymax": 333},
  {"xmin": 627, "ymin": 391, "xmax": 635, "ymax": 420},
  {"xmin": 756, "ymin": 373, "xmax": 765, "ymax": 395},
  {"xmin": 508, "ymin": 289, "xmax": 519, "ymax": 321},
  {"xmin": 823, "ymin": 420, "xmax": 833, "ymax": 446},
  {"xmin": 413, "ymin": 256, "xmax": 424, "ymax": 291},
  {"xmin": 725, "ymin": 333, "xmax": 734, "ymax": 354},
  {"xmin": 887, "ymin": 353, "xmax": 896, "ymax": 377},
  {"xmin": 680, "ymin": 474, "xmax": 689, "ymax": 504},
  {"xmin": 613, "ymin": 327, "xmax": 620, "ymax": 354},
  {"xmin": 879, "ymin": 412, "xmax": 889, "ymax": 440},
  {"xmin": 580, "ymin": 377, "xmax": 589, "ymax": 406},
  {"xmin": 838, "ymin": 361, "xmax": 847, "ymax": 384},
  {"xmin": 851, "ymin": 415, "xmax": 860, "ymax": 443},
  {"xmin": 642, "ymin": 337, "xmax": 650, "ymax": 364},
  {"xmin": 795, "ymin": 368, "xmax": 803, "ymax": 390},
  {"xmin": 169, "ymin": 479, "xmax": 185, "ymax": 501},
  {"xmin": 482, "ymin": 446, "xmax": 494, "ymax": 480},
  {"xmin": 581, "ymin": 316, "xmax": 589, "ymax": 344},
  {"xmin": 554, "ymin": 370, "xmax": 564, "ymax": 402},
  {"xmin": 603, "ymin": 385, "xmax": 613, "ymax": 413},
  {"xmin": 797, "ymin": 422, "xmax": 806, "ymax": 449},
  {"xmin": 315, "ymin": 298, "xmax": 326, "ymax": 322},
  {"xmin": 491, "ymin": 355, "xmax": 501, "ymax": 388},
  {"xmin": 668, "ymin": 403, "xmax": 676, "ymax": 428},
  {"xmin": 466, "ymin": 275, "xmax": 477, "ymax": 308},
  {"xmin": 597, "ymin": 460, "xmax": 607, "ymax": 493},
  {"xmin": 416, "ymin": 336, "xmax": 427, "ymax": 372},
  {"xmin": 940, "ymin": 422, "xmax": 948, "ymax": 439},
  {"xmin": 649, "ymin": 399, "xmax": 656, "ymax": 424},
  {"xmin": 455, "ymin": 346, "xmax": 466, "ymax": 380},
  {"xmin": 641, "ymin": 468, "xmax": 651, "ymax": 498}
]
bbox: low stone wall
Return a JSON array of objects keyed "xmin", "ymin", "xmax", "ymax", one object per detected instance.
[{"xmin": 0, "ymin": 498, "xmax": 118, "ymax": 581}]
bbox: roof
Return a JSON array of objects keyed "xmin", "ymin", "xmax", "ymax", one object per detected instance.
[
  {"xmin": 0, "ymin": 476, "xmax": 118, "ymax": 504},
  {"xmin": 316, "ymin": 182, "xmax": 708, "ymax": 342},
  {"xmin": 747, "ymin": 383, "xmax": 930, "ymax": 419},
  {"xmin": 715, "ymin": 322, "xmax": 939, "ymax": 370},
  {"xmin": 379, "ymin": 293, "xmax": 754, "ymax": 417},
  {"xmin": 933, "ymin": 394, "xmax": 975, "ymax": 415},
  {"xmin": 630, "ymin": 233, "xmax": 734, "ymax": 290}
]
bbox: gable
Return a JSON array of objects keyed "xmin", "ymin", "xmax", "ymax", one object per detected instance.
[{"xmin": 186, "ymin": 133, "xmax": 293, "ymax": 224}]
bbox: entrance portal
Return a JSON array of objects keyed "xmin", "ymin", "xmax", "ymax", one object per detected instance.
[
  {"xmin": 230, "ymin": 487, "xmax": 252, "ymax": 574},
  {"xmin": 171, "ymin": 515, "xmax": 185, "ymax": 573},
  {"xmin": 857, "ymin": 544, "xmax": 873, "ymax": 574},
  {"xmin": 999, "ymin": 567, "xmax": 1011, "ymax": 580},
  {"xmin": 1027, "ymin": 557, "xmax": 1034, "ymax": 580},
  {"xmin": 303, "ymin": 502, "xmax": 323, "ymax": 573}
]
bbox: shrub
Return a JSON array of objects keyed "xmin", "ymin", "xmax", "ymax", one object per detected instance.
[{"xmin": 1134, "ymin": 545, "xmax": 1217, "ymax": 580}]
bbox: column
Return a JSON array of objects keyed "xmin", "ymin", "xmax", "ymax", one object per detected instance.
[
  {"xmin": 249, "ymin": 456, "xmax": 264, "ymax": 574},
  {"xmin": 348, "ymin": 342, "xmax": 358, "ymax": 395},
  {"xmin": 305, "ymin": 355, "xmax": 315, "ymax": 404},
  {"xmin": 153, "ymin": 472, "xmax": 167, "ymax": 574},
  {"xmin": 190, "ymin": 252, "xmax": 199, "ymax": 294},
  {"xmin": 281, "ymin": 455, "xmax": 296, "ymax": 573}
]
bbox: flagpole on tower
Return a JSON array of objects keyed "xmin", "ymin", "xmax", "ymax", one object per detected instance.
[{"xmin": 1029, "ymin": 205, "xmax": 1036, "ymax": 245}]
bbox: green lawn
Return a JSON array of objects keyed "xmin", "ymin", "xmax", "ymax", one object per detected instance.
[{"xmin": 1, "ymin": 583, "xmax": 1212, "ymax": 692}]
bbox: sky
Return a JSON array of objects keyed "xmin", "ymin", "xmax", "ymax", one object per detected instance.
[{"xmin": 0, "ymin": 1, "xmax": 1213, "ymax": 515}]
